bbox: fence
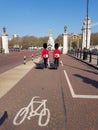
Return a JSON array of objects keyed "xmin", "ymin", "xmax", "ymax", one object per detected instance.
[{"xmin": 68, "ymin": 49, "xmax": 98, "ymax": 66}]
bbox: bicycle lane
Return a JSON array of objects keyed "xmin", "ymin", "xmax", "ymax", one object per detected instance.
[
  {"xmin": 60, "ymin": 54, "xmax": 98, "ymax": 130},
  {"xmin": 0, "ymin": 61, "xmax": 68, "ymax": 130}
]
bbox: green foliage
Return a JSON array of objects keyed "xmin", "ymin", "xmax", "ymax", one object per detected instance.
[
  {"xmin": 71, "ymin": 42, "xmax": 77, "ymax": 48},
  {"xmin": 8, "ymin": 32, "xmax": 98, "ymax": 49},
  {"xmin": 9, "ymin": 35, "xmax": 49, "ymax": 49},
  {"xmin": 55, "ymin": 34, "xmax": 63, "ymax": 45},
  {"xmin": 91, "ymin": 33, "xmax": 98, "ymax": 46}
]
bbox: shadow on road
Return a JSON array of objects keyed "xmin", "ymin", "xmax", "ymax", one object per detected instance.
[
  {"xmin": 73, "ymin": 74, "xmax": 98, "ymax": 89},
  {"xmin": 34, "ymin": 62, "xmax": 44, "ymax": 69},
  {"xmin": 0, "ymin": 111, "xmax": 8, "ymax": 125},
  {"xmin": 64, "ymin": 64, "xmax": 98, "ymax": 75}
]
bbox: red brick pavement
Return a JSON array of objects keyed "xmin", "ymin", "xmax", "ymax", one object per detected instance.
[{"xmin": 0, "ymin": 54, "xmax": 98, "ymax": 130}]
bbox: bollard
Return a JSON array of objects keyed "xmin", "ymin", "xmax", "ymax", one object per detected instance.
[
  {"xmin": 83, "ymin": 48, "xmax": 88, "ymax": 60},
  {"xmin": 89, "ymin": 51, "xmax": 92, "ymax": 62},
  {"xmin": 79, "ymin": 49, "xmax": 82, "ymax": 59},
  {"xmin": 76, "ymin": 48, "xmax": 79, "ymax": 58},
  {"xmin": 24, "ymin": 56, "xmax": 26, "ymax": 64},
  {"xmin": 32, "ymin": 54, "xmax": 34, "ymax": 61}
]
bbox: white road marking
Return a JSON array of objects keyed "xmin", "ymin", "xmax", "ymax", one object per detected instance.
[
  {"xmin": 64, "ymin": 70, "xmax": 98, "ymax": 99},
  {"xmin": 13, "ymin": 96, "xmax": 50, "ymax": 127},
  {"xmin": 60, "ymin": 60, "xmax": 64, "ymax": 66}
]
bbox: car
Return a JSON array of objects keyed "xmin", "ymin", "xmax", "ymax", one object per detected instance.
[{"xmin": 90, "ymin": 48, "xmax": 98, "ymax": 55}]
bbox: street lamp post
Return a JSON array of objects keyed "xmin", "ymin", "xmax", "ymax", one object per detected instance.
[{"xmin": 86, "ymin": 0, "xmax": 89, "ymax": 49}]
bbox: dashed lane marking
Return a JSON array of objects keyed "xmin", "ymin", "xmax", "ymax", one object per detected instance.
[{"xmin": 64, "ymin": 70, "xmax": 98, "ymax": 99}]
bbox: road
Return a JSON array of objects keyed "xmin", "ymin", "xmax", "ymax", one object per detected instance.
[
  {"xmin": 0, "ymin": 50, "xmax": 40, "ymax": 73},
  {"xmin": 0, "ymin": 51, "xmax": 98, "ymax": 130}
]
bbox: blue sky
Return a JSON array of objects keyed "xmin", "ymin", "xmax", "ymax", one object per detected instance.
[{"xmin": 0, "ymin": 0, "xmax": 98, "ymax": 39}]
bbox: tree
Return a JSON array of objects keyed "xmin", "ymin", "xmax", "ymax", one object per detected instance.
[
  {"xmin": 37, "ymin": 36, "xmax": 49, "ymax": 47},
  {"xmin": 91, "ymin": 33, "xmax": 98, "ymax": 46},
  {"xmin": 8, "ymin": 32, "xmax": 98, "ymax": 50},
  {"xmin": 55, "ymin": 34, "xmax": 63, "ymax": 45}
]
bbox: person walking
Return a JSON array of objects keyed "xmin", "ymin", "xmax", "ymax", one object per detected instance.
[
  {"xmin": 42, "ymin": 43, "xmax": 49, "ymax": 68},
  {"xmin": 53, "ymin": 43, "xmax": 61, "ymax": 67}
]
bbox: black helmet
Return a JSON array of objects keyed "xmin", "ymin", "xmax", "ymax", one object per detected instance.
[
  {"xmin": 43, "ymin": 43, "xmax": 47, "ymax": 48},
  {"xmin": 54, "ymin": 43, "xmax": 59, "ymax": 49}
]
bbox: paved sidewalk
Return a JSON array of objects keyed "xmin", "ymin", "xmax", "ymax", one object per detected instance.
[
  {"xmin": 79, "ymin": 58, "xmax": 98, "ymax": 69},
  {"xmin": 68, "ymin": 54, "xmax": 98, "ymax": 69},
  {"xmin": 0, "ymin": 57, "xmax": 41, "ymax": 99}
]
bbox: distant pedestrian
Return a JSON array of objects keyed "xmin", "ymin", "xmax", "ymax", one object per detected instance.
[
  {"xmin": 42, "ymin": 43, "xmax": 49, "ymax": 68},
  {"xmin": 53, "ymin": 43, "xmax": 61, "ymax": 67}
]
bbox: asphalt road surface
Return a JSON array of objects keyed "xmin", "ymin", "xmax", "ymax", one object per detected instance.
[
  {"xmin": 0, "ymin": 50, "xmax": 40, "ymax": 73},
  {"xmin": 0, "ymin": 51, "xmax": 98, "ymax": 130}
]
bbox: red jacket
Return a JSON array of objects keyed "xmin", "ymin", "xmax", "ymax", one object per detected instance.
[
  {"xmin": 53, "ymin": 49, "xmax": 60, "ymax": 58},
  {"xmin": 42, "ymin": 49, "xmax": 49, "ymax": 58}
]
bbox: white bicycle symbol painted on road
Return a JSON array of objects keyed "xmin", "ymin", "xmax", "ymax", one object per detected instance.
[{"xmin": 13, "ymin": 96, "xmax": 50, "ymax": 127}]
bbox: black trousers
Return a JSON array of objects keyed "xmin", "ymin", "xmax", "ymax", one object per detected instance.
[
  {"xmin": 54, "ymin": 58, "xmax": 59, "ymax": 67},
  {"xmin": 43, "ymin": 58, "xmax": 48, "ymax": 68}
]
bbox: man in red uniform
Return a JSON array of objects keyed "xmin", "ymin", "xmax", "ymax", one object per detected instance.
[
  {"xmin": 42, "ymin": 43, "xmax": 49, "ymax": 68},
  {"xmin": 53, "ymin": 43, "xmax": 61, "ymax": 67}
]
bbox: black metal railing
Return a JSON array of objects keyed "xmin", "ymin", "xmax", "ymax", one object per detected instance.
[{"xmin": 68, "ymin": 49, "xmax": 98, "ymax": 66}]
